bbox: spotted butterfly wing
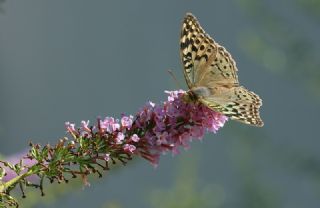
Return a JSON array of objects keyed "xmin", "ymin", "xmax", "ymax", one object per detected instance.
[{"xmin": 180, "ymin": 13, "xmax": 263, "ymax": 127}]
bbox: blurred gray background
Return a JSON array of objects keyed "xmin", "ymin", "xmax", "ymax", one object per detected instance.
[{"xmin": 1, "ymin": 0, "xmax": 320, "ymax": 208}]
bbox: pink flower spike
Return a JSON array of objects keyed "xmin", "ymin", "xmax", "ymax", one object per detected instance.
[
  {"xmin": 115, "ymin": 132, "xmax": 125, "ymax": 144},
  {"xmin": 65, "ymin": 90, "xmax": 227, "ymax": 168},
  {"xmin": 123, "ymin": 144, "xmax": 136, "ymax": 154},
  {"xmin": 130, "ymin": 134, "xmax": 140, "ymax": 142}
]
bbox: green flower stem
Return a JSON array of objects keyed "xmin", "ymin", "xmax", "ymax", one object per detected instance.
[{"xmin": 0, "ymin": 168, "xmax": 34, "ymax": 193}]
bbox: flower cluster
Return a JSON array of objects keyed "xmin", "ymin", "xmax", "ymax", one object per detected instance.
[
  {"xmin": 65, "ymin": 90, "xmax": 228, "ymax": 167},
  {"xmin": 0, "ymin": 90, "xmax": 227, "ymax": 207}
]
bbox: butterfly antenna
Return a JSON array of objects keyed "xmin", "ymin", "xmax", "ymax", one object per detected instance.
[{"xmin": 167, "ymin": 69, "xmax": 184, "ymax": 89}]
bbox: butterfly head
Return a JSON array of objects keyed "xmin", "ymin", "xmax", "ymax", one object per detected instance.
[{"xmin": 181, "ymin": 90, "xmax": 196, "ymax": 104}]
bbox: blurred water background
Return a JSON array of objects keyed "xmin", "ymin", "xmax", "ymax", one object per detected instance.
[{"xmin": 1, "ymin": 0, "xmax": 320, "ymax": 207}]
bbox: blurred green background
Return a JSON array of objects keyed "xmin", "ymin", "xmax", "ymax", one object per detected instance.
[{"xmin": 1, "ymin": 0, "xmax": 320, "ymax": 207}]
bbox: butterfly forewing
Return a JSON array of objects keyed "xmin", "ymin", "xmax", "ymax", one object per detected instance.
[
  {"xmin": 180, "ymin": 14, "xmax": 239, "ymax": 88},
  {"xmin": 180, "ymin": 13, "xmax": 217, "ymax": 88},
  {"xmin": 180, "ymin": 13, "xmax": 264, "ymax": 127}
]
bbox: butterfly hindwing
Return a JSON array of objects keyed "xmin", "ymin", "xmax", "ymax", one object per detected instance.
[{"xmin": 200, "ymin": 87, "xmax": 263, "ymax": 126}]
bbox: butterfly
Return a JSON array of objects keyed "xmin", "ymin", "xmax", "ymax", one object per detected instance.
[{"xmin": 180, "ymin": 13, "xmax": 264, "ymax": 127}]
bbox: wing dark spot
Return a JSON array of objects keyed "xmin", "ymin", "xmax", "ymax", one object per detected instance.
[
  {"xmin": 182, "ymin": 29, "xmax": 188, "ymax": 36},
  {"xmin": 181, "ymin": 38, "xmax": 192, "ymax": 49},
  {"xmin": 200, "ymin": 45, "xmax": 205, "ymax": 51},
  {"xmin": 191, "ymin": 45, "xmax": 197, "ymax": 52},
  {"xmin": 232, "ymin": 109, "xmax": 239, "ymax": 114}
]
